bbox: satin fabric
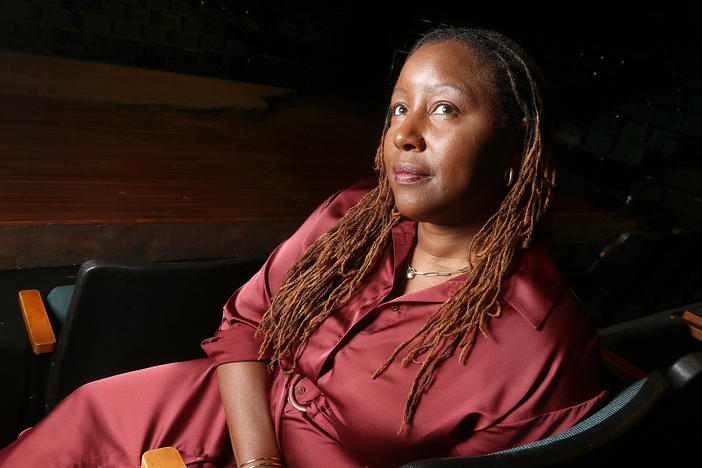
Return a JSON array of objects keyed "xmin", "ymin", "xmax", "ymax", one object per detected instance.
[
  {"xmin": 202, "ymin": 178, "xmax": 608, "ymax": 466},
  {"xmin": 0, "ymin": 178, "xmax": 608, "ymax": 468}
]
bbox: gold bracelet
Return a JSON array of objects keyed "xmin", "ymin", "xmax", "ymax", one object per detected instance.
[{"xmin": 239, "ymin": 456, "xmax": 285, "ymax": 467}]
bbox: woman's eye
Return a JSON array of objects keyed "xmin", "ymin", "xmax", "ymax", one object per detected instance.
[
  {"xmin": 433, "ymin": 104, "xmax": 455, "ymax": 115},
  {"xmin": 392, "ymin": 104, "xmax": 408, "ymax": 116}
]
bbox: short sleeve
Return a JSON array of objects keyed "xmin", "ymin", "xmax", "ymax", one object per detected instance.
[{"xmin": 200, "ymin": 177, "xmax": 376, "ymax": 366}]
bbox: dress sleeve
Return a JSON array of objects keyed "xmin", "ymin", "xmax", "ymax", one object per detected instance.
[{"xmin": 200, "ymin": 178, "xmax": 376, "ymax": 366}]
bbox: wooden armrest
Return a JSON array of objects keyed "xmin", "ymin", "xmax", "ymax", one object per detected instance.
[
  {"xmin": 18, "ymin": 289, "xmax": 56, "ymax": 354},
  {"xmin": 681, "ymin": 309, "xmax": 702, "ymax": 328},
  {"xmin": 681, "ymin": 309, "xmax": 702, "ymax": 341},
  {"xmin": 670, "ymin": 310, "xmax": 702, "ymax": 342},
  {"xmin": 600, "ymin": 346, "xmax": 648, "ymax": 384},
  {"xmin": 141, "ymin": 447, "xmax": 187, "ymax": 468}
]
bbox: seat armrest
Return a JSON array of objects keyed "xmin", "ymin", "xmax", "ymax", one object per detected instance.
[
  {"xmin": 141, "ymin": 447, "xmax": 187, "ymax": 468},
  {"xmin": 676, "ymin": 309, "xmax": 702, "ymax": 342},
  {"xmin": 18, "ymin": 289, "xmax": 56, "ymax": 354}
]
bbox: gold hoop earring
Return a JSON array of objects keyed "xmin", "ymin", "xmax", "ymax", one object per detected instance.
[{"xmin": 504, "ymin": 167, "xmax": 514, "ymax": 187}]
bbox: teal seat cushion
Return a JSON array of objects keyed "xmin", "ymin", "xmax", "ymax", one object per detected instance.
[{"xmin": 46, "ymin": 285, "xmax": 75, "ymax": 325}]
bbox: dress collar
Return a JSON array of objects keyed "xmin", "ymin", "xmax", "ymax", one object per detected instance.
[{"xmin": 500, "ymin": 237, "xmax": 565, "ymax": 330}]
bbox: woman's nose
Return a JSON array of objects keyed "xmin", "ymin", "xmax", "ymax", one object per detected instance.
[{"xmin": 393, "ymin": 119, "xmax": 426, "ymax": 152}]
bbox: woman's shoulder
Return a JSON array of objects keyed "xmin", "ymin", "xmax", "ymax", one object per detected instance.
[
  {"xmin": 295, "ymin": 176, "xmax": 378, "ymax": 246},
  {"xmin": 243, "ymin": 177, "xmax": 379, "ymax": 300},
  {"xmin": 486, "ymin": 239, "xmax": 606, "ymax": 424},
  {"xmin": 500, "ymin": 237, "xmax": 568, "ymax": 331},
  {"xmin": 497, "ymin": 236, "xmax": 603, "ymax": 388},
  {"xmin": 499, "ymin": 237, "xmax": 599, "ymax": 349}
]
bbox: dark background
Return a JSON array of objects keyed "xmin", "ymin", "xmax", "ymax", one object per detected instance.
[
  {"xmin": 3, "ymin": 2, "xmax": 702, "ymax": 121},
  {"xmin": 4, "ymin": 0, "xmax": 698, "ymax": 325},
  {"xmin": 2, "ymin": 1, "xmax": 701, "ymax": 212},
  {"xmin": 0, "ymin": 0, "xmax": 701, "ymax": 449}
]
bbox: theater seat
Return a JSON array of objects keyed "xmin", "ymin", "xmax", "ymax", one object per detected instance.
[
  {"xmin": 18, "ymin": 257, "xmax": 263, "ymax": 424},
  {"xmin": 45, "ymin": 284, "xmax": 75, "ymax": 326}
]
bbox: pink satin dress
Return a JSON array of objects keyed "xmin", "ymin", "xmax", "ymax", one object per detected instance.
[{"xmin": 0, "ymin": 179, "xmax": 608, "ymax": 467}]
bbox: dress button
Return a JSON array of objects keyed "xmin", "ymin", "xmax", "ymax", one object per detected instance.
[
  {"xmin": 297, "ymin": 386, "xmax": 306, "ymax": 395},
  {"xmin": 391, "ymin": 304, "xmax": 400, "ymax": 311}
]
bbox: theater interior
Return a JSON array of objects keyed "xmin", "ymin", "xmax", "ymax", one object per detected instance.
[{"xmin": 0, "ymin": 1, "xmax": 701, "ymax": 465}]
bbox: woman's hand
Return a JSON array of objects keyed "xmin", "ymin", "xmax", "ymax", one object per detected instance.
[{"xmin": 216, "ymin": 361, "xmax": 283, "ymax": 466}]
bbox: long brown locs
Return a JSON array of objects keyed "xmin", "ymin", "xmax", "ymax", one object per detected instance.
[{"xmin": 256, "ymin": 27, "xmax": 556, "ymax": 433}]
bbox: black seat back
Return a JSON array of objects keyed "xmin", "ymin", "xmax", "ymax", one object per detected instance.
[{"xmin": 45, "ymin": 257, "xmax": 262, "ymax": 411}]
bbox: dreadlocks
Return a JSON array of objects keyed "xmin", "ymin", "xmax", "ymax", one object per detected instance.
[{"xmin": 256, "ymin": 26, "xmax": 555, "ymax": 433}]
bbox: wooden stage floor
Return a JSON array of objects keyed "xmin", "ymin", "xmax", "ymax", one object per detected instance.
[{"xmin": 0, "ymin": 50, "xmax": 380, "ymax": 269}]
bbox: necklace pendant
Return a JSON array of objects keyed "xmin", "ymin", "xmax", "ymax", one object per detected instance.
[{"xmin": 406, "ymin": 267, "xmax": 416, "ymax": 279}]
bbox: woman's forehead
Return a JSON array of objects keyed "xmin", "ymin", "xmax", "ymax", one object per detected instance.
[{"xmin": 395, "ymin": 41, "xmax": 495, "ymax": 98}]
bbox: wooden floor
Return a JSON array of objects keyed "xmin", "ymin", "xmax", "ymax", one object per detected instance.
[
  {"xmin": 0, "ymin": 50, "xmax": 383, "ymax": 223},
  {"xmin": 0, "ymin": 92, "xmax": 377, "ymax": 224},
  {"xmin": 0, "ymin": 50, "xmax": 380, "ymax": 268}
]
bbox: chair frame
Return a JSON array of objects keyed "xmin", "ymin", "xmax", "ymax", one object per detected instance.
[{"xmin": 19, "ymin": 257, "xmax": 263, "ymax": 423}]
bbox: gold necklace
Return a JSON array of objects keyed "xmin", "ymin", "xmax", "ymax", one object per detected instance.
[{"xmin": 406, "ymin": 264, "xmax": 470, "ymax": 279}]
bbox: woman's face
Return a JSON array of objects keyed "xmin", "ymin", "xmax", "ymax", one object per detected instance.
[{"xmin": 384, "ymin": 40, "xmax": 518, "ymax": 226}]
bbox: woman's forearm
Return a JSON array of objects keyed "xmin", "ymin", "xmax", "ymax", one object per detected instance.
[{"xmin": 216, "ymin": 361, "xmax": 282, "ymax": 466}]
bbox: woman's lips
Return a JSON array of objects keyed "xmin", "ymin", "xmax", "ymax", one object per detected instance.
[{"xmin": 393, "ymin": 163, "xmax": 430, "ymax": 184}]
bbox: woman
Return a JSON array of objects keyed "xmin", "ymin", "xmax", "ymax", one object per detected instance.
[{"xmin": 0, "ymin": 27, "xmax": 607, "ymax": 468}]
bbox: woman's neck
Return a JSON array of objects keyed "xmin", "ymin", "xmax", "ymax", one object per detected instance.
[
  {"xmin": 389, "ymin": 221, "xmax": 481, "ymax": 299},
  {"xmin": 414, "ymin": 221, "xmax": 481, "ymax": 269}
]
